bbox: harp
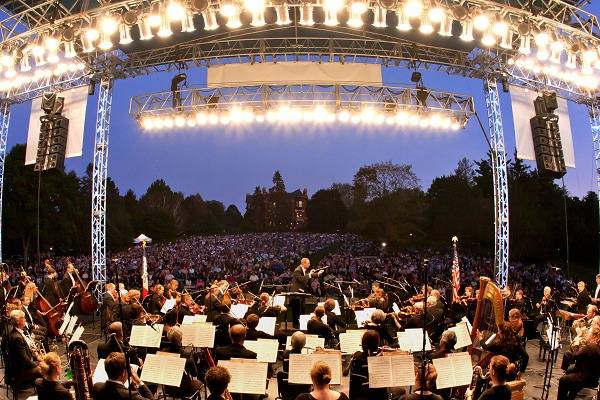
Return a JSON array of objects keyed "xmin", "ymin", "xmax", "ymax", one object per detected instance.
[{"xmin": 470, "ymin": 277, "xmax": 504, "ymax": 342}]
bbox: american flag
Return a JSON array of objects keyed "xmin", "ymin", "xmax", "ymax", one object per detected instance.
[{"xmin": 451, "ymin": 236, "xmax": 461, "ymax": 303}]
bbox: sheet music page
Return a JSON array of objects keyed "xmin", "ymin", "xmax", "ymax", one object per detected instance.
[
  {"xmin": 92, "ymin": 359, "xmax": 108, "ymax": 384},
  {"xmin": 273, "ymin": 295, "xmax": 286, "ymax": 307},
  {"xmin": 288, "ymin": 353, "xmax": 342, "ymax": 385},
  {"xmin": 318, "ymin": 300, "xmax": 341, "ymax": 315},
  {"xmin": 65, "ymin": 302, "xmax": 74, "ymax": 316},
  {"xmin": 140, "ymin": 353, "xmax": 186, "ymax": 386},
  {"xmin": 392, "ymin": 302, "xmax": 400, "ymax": 313},
  {"xmin": 432, "ymin": 352, "xmax": 473, "ymax": 389},
  {"xmin": 218, "ymin": 359, "xmax": 268, "ymax": 394},
  {"xmin": 546, "ymin": 325, "xmax": 561, "ymax": 350},
  {"xmin": 449, "ymin": 322, "xmax": 472, "ymax": 349},
  {"xmin": 66, "ymin": 315, "xmax": 78, "ymax": 335},
  {"xmin": 129, "ymin": 324, "xmax": 164, "ymax": 348},
  {"xmin": 58, "ymin": 314, "xmax": 71, "ymax": 336},
  {"xmin": 69, "ymin": 326, "xmax": 84, "ymax": 345},
  {"xmin": 285, "ymin": 334, "xmax": 324, "ymax": 351},
  {"xmin": 367, "ymin": 354, "xmax": 415, "ymax": 388},
  {"xmin": 256, "ymin": 316, "xmax": 276, "ymax": 336},
  {"xmin": 354, "ymin": 308, "xmax": 375, "ymax": 327},
  {"xmin": 299, "ymin": 314, "xmax": 327, "ymax": 331},
  {"xmin": 339, "ymin": 330, "xmax": 364, "ymax": 354},
  {"xmin": 461, "ymin": 316, "xmax": 473, "ymax": 334},
  {"xmin": 397, "ymin": 329, "xmax": 431, "ymax": 352},
  {"xmin": 156, "ymin": 351, "xmax": 181, "ymax": 358},
  {"xmin": 242, "ymin": 339, "xmax": 279, "ymax": 363},
  {"xmin": 161, "ymin": 298, "xmax": 177, "ymax": 313},
  {"xmin": 230, "ymin": 303, "xmax": 249, "ymax": 319},
  {"xmin": 181, "ymin": 323, "xmax": 216, "ymax": 347},
  {"xmin": 182, "ymin": 314, "xmax": 208, "ymax": 324}
]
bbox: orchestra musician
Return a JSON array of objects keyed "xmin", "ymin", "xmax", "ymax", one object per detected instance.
[
  {"xmin": 214, "ymin": 324, "xmax": 257, "ymax": 361},
  {"xmin": 245, "ymin": 313, "xmax": 273, "ymax": 340},
  {"xmin": 406, "ymin": 363, "xmax": 442, "ymax": 400},
  {"xmin": 59, "ymin": 260, "xmax": 78, "ymax": 300},
  {"xmin": 21, "ymin": 295, "xmax": 48, "ymax": 349},
  {"xmin": 93, "ymin": 352, "xmax": 154, "ymax": 400},
  {"xmin": 256, "ymin": 292, "xmax": 286, "ymax": 317},
  {"xmin": 174, "ymin": 292, "xmax": 195, "ymax": 324},
  {"xmin": 592, "ymin": 274, "xmax": 600, "ymax": 304},
  {"xmin": 34, "ymin": 352, "xmax": 74, "ymax": 400},
  {"xmin": 290, "ymin": 257, "xmax": 322, "ymax": 328},
  {"xmin": 41, "ymin": 263, "xmax": 61, "ymax": 307},
  {"xmin": 205, "ymin": 283, "xmax": 222, "ymax": 322},
  {"xmin": 536, "ymin": 286, "xmax": 556, "ymax": 316},
  {"xmin": 323, "ymin": 298, "xmax": 346, "ymax": 332},
  {"xmin": 8, "ymin": 309, "xmax": 42, "ymax": 384},
  {"xmin": 296, "ymin": 362, "xmax": 349, "ymax": 400},
  {"xmin": 307, "ymin": 306, "xmax": 335, "ymax": 342},
  {"xmin": 572, "ymin": 281, "xmax": 592, "ymax": 315},
  {"xmin": 146, "ymin": 284, "xmax": 164, "ymax": 314},
  {"xmin": 214, "ymin": 302, "xmax": 242, "ymax": 347},
  {"xmin": 101, "ymin": 283, "xmax": 117, "ymax": 333},
  {"xmin": 477, "ymin": 355, "xmax": 518, "ymax": 400},
  {"xmin": 362, "ymin": 309, "xmax": 398, "ymax": 347},
  {"xmin": 347, "ymin": 330, "xmax": 387, "ymax": 400},
  {"xmin": 430, "ymin": 330, "xmax": 457, "ymax": 359},
  {"xmin": 205, "ymin": 366, "xmax": 232, "ymax": 400},
  {"xmin": 97, "ymin": 322, "xmax": 143, "ymax": 367},
  {"xmin": 511, "ymin": 289, "xmax": 530, "ymax": 316},
  {"xmin": 161, "ymin": 326, "xmax": 203, "ymax": 396},
  {"xmin": 165, "ymin": 279, "xmax": 180, "ymax": 300}
]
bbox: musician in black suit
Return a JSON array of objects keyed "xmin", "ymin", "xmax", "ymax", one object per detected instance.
[
  {"xmin": 162, "ymin": 326, "xmax": 203, "ymax": 396},
  {"xmin": 214, "ymin": 324, "xmax": 258, "ymax": 361},
  {"xmin": 290, "ymin": 258, "xmax": 322, "ymax": 328},
  {"xmin": 558, "ymin": 325, "xmax": 600, "ymax": 400},
  {"xmin": 175, "ymin": 293, "xmax": 195, "ymax": 324},
  {"xmin": 324, "ymin": 298, "xmax": 346, "ymax": 332},
  {"xmin": 307, "ymin": 306, "xmax": 335, "ymax": 342},
  {"xmin": 245, "ymin": 313, "xmax": 274, "ymax": 340},
  {"xmin": 41, "ymin": 266, "xmax": 61, "ymax": 306},
  {"xmin": 7, "ymin": 310, "xmax": 42, "ymax": 384},
  {"xmin": 205, "ymin": 366, "xmax": 231, "ymax": 400},
  {"xmin": 97, "ymin": 322, "xmax": 143, "ymax": 366},
  {"xmin": 93, "ymin": 352, "xmax": 154, "ymax": 400},
  {"xmin": 572, "ymin": 281, "xmax": 592, "ymax": 315},
  {"xmin": 205, "ymin": 284, "xmax": 222, "ymax": 322},
  {"xmin": 347, "ymin": 330, "xmax": 387, "ymax": 400},
  {"xmin": 35, "ymin": 352, "xmax": 73, "ymax": 400},
  {"xmin": 101, "ymin": 283, "xmax": 117, "ymax": 332},
  {"xmin": 59, "ymin": 261, "xmax": 78, "ymax": 301},
  {"xmin": 146, "ymin": 284, "xmax": 164, "ymax": 314}
]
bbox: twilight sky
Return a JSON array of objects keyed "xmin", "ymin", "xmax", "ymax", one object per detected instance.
[{"xmin": 5, "ymin": 12, "xmax": 600, "ymax": 212}]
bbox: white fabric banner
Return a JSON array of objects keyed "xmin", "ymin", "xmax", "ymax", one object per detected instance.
[
  {"xmin": 25, "ymin": 86, "xmax": 88, "ymax": 165},
  {"xmin": 509, "ymin": 85, "xmax": 575, "ymax": 168},
  {"xmin": 207, "ymin": 62, "xmax": 382, "ymax": 87}
]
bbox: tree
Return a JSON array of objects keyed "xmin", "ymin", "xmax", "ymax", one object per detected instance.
[
  {"xmin": 225, "ymin": 205, "xmax": 244, "ymax": 232},
  {"xmin": 272, "ymin": 171, "xmax": 286, "ymax": 193},
  {"xmin": 307, "ymin": 189, "xmax": 348, "ymax": 232},
  {"xmin": 331, "ymin": 183, "xmax": 354, "ymax": 208},
  {"xmin": 353, "ymin": 161, "xmax": 420, "ymax": 203}
]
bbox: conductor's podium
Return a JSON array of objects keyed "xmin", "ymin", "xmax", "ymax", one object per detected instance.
[{"xmin": 507, "ymin": 378, "xmax": 527, "ymax": 400}]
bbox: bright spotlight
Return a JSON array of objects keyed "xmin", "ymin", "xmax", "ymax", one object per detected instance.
[
  {"xmin": 100, "ymin": 14, "xmax": 118, "ymax": 34},
  {"xmin": 85, "ymin": 27, "xmax": 100, "ymax": 42},
  {"xmin": 518, "ymin": 35, "xmax": 531, "ymax": 55},
  {"xmin": 167, "ymin": 1, "xmax": 186, "ymax": 20},
  {"xmin": 550, "ymin": 40, "xmax": 563, "ymax": 64},
  {"xmin": 338, "ymin": 110, "xmax": 350, "ymax": 122},
  {"xmin": 404, "ymin": 0, "xmax": 423, "ymax": 18},
  {"xmin": 534, "ymin": 30, "xmax": 550, "ymax": 47},
  {"xmin": 481, "ymin": 27, "xmax": 496, "ymax": 47},
  {"xmin": 275, "ymin": 4, "xmax": 291, "ymax": 25},
  {"xmin": 158, "ymin": 14, "xmax": 174, "ymax": 37},
  {"xmin": 472, "ymin": 12, "xmax": 489, "ymax": 31},
  {"xmin": 419, "ymin": 14, "xmax": 434, "ymax": 34},
  {"xmin": 142, "ymin": 117, "xmax": 155, "ymax": 130},
  {"xmin": 459, "ymin": 20, "xmax": 473, "ymax": 41},
  {"xmin": 300, "ymin": 3, "xmax": 315, "ymax": 26}
]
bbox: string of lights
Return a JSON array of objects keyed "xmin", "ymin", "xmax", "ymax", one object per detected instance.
[{"xmin": 130, "ymin": 82, "xmax": 475, "ymax": 132}]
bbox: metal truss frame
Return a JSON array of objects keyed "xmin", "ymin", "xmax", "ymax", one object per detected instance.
[
  {"xmin": 130, "ymin": 83, "xmax": 475, "ymax": 118},
  {"xmin": 0, "ymin": 103, "xmax": 9, "ymax": 264},
  {"xmin": 485, "ymin": 78, "xmax": 510, "ymax": 288},
  {"xmin": 589, "ymin": 102, "xmax": 600, "ymax": 273},
  {"xmin": 91, "ymin": 76, "xmax": 112, "ymax": 302}
]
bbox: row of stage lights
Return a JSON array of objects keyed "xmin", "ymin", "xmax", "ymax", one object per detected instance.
[
  {"xmin": 0, "ymin": 0, "xmax": 598, "ymax": 91},
  {"xmin": 138, "ymin": 105, "xmax": 467, "ymax": 131}
]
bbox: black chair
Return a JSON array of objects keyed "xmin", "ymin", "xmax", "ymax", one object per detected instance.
[{"xmin": 276, "ymin": 371, "xmax": 311, "ymax": 400}]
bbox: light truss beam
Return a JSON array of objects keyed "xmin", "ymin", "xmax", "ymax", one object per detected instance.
[
  {"xmin": 589, "ymin": 102, "xmax": 600, "ymax": 273},
  {"xmin": 0, "ymin": 102, "xmax": 9, "ymax": 263},
  {"xmin": 91, "ymin": 76, "xmax": 112, "ymax": 302},
  {"xmin": 485, "ymin": 78, "xmax": 510, "ymax": 289}
]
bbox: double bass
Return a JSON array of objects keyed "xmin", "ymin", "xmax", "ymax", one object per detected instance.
[{"xmin": 68, "ymin": 261, "xmax": 98, "ymax": 315}]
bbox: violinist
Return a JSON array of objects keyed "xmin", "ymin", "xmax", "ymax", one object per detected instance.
[
  {"xmin": 147, "ymin": 284, "xmax": 165, "ymax": 314},
  {"xmin": 205, "ymin": 283, "xmax": 222, "ymax": 322},
  {"xmin": 101, "ymin": 283, "xmax": 117, "ymax": 332},
  {"xmin": 511, "ymin": 289, "xmax": 530, "ymax": 316},
  {"xmin": 536, "ymin": 286, "xmax": 556, "ymax": 315},
  {"xmin": 174, "ymin": 293, "xmax": 195, "ymax": 324},
  {"xmin": 245, "ymin": 313, "xmax": 273, "ymax": 340},
  {"xmin": 257, "ymin": 292, "xmax": 286, "ymax": 317},
  {"xmin": 347, "ymin": 330, "xmax": 387, "ymax": 400},
  {"xmin": 165, "ymin": 279, "xmax": 180, "ymax": 300},
  {"xmin": 121, "ymin": 289, "xmax": 143, "ymax": 339},
  {"xmin": 214, "ymin": 301, "xmax": 242, "ymax": 347},
  {"xmin": 307, "ymin": 306, "xmax": 335, "ymax": 342},
  {"xmin": 324, "ymin": 298, "xmax": 346, "ymax": 332}
]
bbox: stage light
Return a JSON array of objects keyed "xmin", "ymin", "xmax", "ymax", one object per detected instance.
[
  {"xmin": 31, "ymin": 42, "xmax": 46, "ymax": 65},
  {"xmin": 518, "ymin": 35, "xmax": 531, "ymax": 55},
  {"xmin": 481, "ymin": 27, "xmax": 496, "ymax": 47},
  {"xmin": 459, "ymin": 20, "xmax": 473, "ymax": 41},
  {"xmin": 428, "ymin": 5, "xmax": 444, "ymax": 23},
  {"xmin": 181, "ymin": 11, "xmax": 197, "ymax": 32},
  {"xmin": 86, "ymin": 26, "xmax": 100, "ymax": 42},
  {"xmin": 154, "ymin": 118, "xmax": 164, "ymax": 129},
  {"xmin": 500, "ymin": 30, "xmax": 512, "ymax": 50},
  {"xmin": 245, "ymin": 0, "xmax": 266, "ymax": 26},
  {"xmin": 61, "ymin": 28, "xmax": 77, "ymax": 58},
  {"xmin": 164, "ymin": 116, "xmax": 174, "ymax": 128},
  {"xmin": 438, "ymin": 13, "xmax": 452, "ymax": 36},
  {"xmin": 196, "ymin": 112, "xmax": 208, "ymax": 125},
  {"xmin": 472, "ymin": 11, "xmax": 489, "ymax": 31},
  {"xmin": 348, "ymin": 0, "xmax": 367, "ymax": 27},
  {"xmin": 175, "ymin": 115, "xmax": 185, "ymax": 127},
  {"xmin": 419, "ymin": 13, "xmax": 434, "ymax": 34},
  {"xmin": 98, "ymin": 31, "xmax": 113, "ymax": 50},
  {"xmin": 274, "ymin": 3, "xmax": 291, "ymax": 25},
  {"xmin": 373, "ymin": 6, "xmax": 387, "ymax": 28},
  {"xmin": 451, "ymin": 119, "xmax": 460, "ymax": 130},
  {"xmin": 142, "ymin": 117, "xmax": 155, "ymax": 130},
  {"xmin": 396, "ymin": 8, "xmax": 411, "ymax": 31},
  {"xmin": 100, "ymin": 14, "xmax": 118, "ymax": 35},
  {"xmin": 167, "ymin": 0, "xmax": 186, "ymax": 20},
  {"xmin": 119, "ymin": 23, "xmax": 134, "ymax": 44},
  {"xmin": 404, "ymin": 0, "xmax": 423, "ymax": 18},
  {"xmin": 202, "ymin": 8, "xmax": 219, "ymax": 30},
  {"xmin": 44, "ymin": 35, "xmax": 59, "ymax": 63},
  {"xmin": 158, "ymin": 13, "xmax": 174, "ymax": 37},
  {"xmin": 148, "ymin": 4, "xmax": 162, "ymax": 27},
  {"xmin": 492, "ymin": 16, "xmax": 508, "ymax": 36},
  {"xmin": 536, "ymin": 45, "xmax": 549, "ymax": 61},
  {"xmin": 534, "ymin": 30, "xmax": 550, "ymax": 47},
  {"xmin": 19, "ymin": 52, "xmax": 31, "ymax": 72},
  {"xmin": 138, "ymin": 16, "xmax": 155, "ymax": 39},
  {"xmin": 221, "ymin": 1, "xmax": 242, "ymax": 29},
  {"xmin": 338, "ymin": 110, "xmax": 350, "ymax": 122},
  {"xmin": 81, "ymin": 28, "xmax": 97, "ymax": 53},
  {"xmin": 550, "ymin": 40, "xmax": 563, "ymax": 63},
  {"xmin": 300, "ymin": 3, "xmax": 315, "ymax": 26},
  {"xmin": 324, "ymin": 0, "xmax": 343, "ymax": 26}
]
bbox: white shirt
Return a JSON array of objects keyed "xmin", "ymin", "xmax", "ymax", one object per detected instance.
[
  {"xmin": 595, "ymin": 285, "xmax": 600, "ymax": 299},
  {"xmin": 16, "ymin": 327, "xmax": 34, "ymax": 348}
]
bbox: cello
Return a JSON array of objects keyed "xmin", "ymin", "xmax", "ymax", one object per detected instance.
[{"xmin": 25, "ymin": 274, "xmax": 65, "ymax": 337}]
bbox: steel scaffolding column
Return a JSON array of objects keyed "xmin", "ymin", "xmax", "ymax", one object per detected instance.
[
  {"xmin": 484, "ymin": 78, "xmax": 510, "ymax": 288},
  {"xmin": 91, "ymin": 77, "xmax": 112, "ymax": 301},
  {"xmin": 589, "ymin": 102, "xmax": 600, "ymax": 273},
  {"xmin": 0, "ymin": 103, "xmax": 9, "ymax": 264}
]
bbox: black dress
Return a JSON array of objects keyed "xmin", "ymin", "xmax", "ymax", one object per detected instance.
[
  {"xmin": 295, "ymin": 392, "xmax": 350, "ymax": 400},
  {"xmin": 35, "ymin": 378, "xmax": 73, "ymax": 400},
  {"xmin": 477, "ymin": 385, "xmax": 512, "ymax": 400}
]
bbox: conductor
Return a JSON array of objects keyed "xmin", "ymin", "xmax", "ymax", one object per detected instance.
[{"xmin": 290, "ymin": 258, "xmax": 323, "ymax": 328}]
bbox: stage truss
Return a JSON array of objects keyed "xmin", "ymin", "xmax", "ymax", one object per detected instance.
[{"xmin": 1, "ymin": 0, "xmax": 600, "ymax": 290}]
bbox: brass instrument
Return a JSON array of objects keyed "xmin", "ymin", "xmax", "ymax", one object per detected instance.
[
  {"xmin": 69, "ymin": 340, "xmax": 93, "ymax": 400},
  {"xmin": 30, "ymin": 337, "xmax": 46, "ymax": 359},
  {"xmin": 464, "ymin": 365, "xmax": 487, "ymax": 400}
]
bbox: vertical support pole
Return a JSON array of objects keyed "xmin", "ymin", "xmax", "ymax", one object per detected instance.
[
  {"xmin": 484, "ymin": 78, "xmax": 509, "ymax": 288},
  {"xmin": 0, "ymin": 103, "xmax": 9, "ymax": 264},
  {"xmin": 589, "ymin": 102, "xmax": 600, "ymax": 273},
  {"xmin": 92, "ymin": 77, "xmax": 112, "ymax": 302}
]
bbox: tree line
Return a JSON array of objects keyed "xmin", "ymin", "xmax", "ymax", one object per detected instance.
[{"xmin": 2, "ymin": 144, "xmax": 597, "ymax": 270}]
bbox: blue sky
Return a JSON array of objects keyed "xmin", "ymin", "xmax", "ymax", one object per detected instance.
[{"xmin": 6, "ymin": 8, "xmax": 600, "ymax": 212}]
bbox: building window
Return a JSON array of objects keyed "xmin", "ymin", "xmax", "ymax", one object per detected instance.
[{"xmin": 297, "ymin": 200, "xmax": 303, "ymax": 208}]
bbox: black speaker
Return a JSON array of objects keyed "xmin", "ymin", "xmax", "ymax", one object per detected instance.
[
  {"xmin": 530, "ymin": 93, "xmax": 566, "ymax": 179},
  {"xmin": 34, "ymin": 114, "xmax": 69, "ymax": 172}
]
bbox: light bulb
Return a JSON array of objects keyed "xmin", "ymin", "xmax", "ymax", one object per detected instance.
[
  {"xmin": 147, "ymin": 6, "xmax": 161, "ymax": 27},
  {"xmin": 550, "ymin": 40, "xmax": 563, "ymax": 63},
  {"xmin": 275, "ymin": 4, "xmax": 291, "ymax": 25},
  {"xmin": 499, "ymin": 30, "xmax": 512, "ymax": 49},
  {"xmin": 85, "ymin": 27, "xmax": 99, "ymax": 41},
  {"xmin": 226, "ymin": 12, "xmax": 242, "ymax": 28},
  {"xmin": 100, "ymin": 14, "xmax": 118, "ymax": 34},
  {"xmin": 20, "ymin": 53, "xmax": 31, "ymax": 72},
  {"xmin": 518, "ymin": 35, "xmax": 531, "ymax": 55},
  {"xmin": 481, "ymin": 26, "xmax": 496, "ymax": 47},
  {"xmin": 119, "ymin": 23, "xmax": 133, "ymax": 44},
  {"xmin": 536, "ymin": 45, "xmax": 549, "ymax": 61},
  {"xmin": 419, "ymin": 13, "xmax": 433, "ymax": 34},
  {"xmin": 438, "ymin": 13, "xmax": 452, "ymax": 36},
  {"xmin": 396, "ymin": 8, "xmax": 411, "ymax": 31},
  {"xmin": 459, "ymin": 19, "xmax": 473, "ymax": 41},
  {"xmin": 324, "ymin": 7, "xmax": 339, "ymax": 26},
  {"xmin": 44, "ymin": 35, "xmax": 59, "ymax": 50},
  {"xmin": 181, "ymin": 11, "xmax": 196, "ymax": 32},
  {"xmin": 250, "ymin": 8, "xmax": 266, "ymax": 26},
  {"xmin": 167, "ymin": 1, "xmax": 186, "ymax": 20},
  {"xmin": 98, "ymin": 31, "xmax": 113, "ymax": 50},
  {"xmin": 565, "ymin": 50, "xmax": 576, "ymax": 69},
  {"xmin": 299, "ymin": 3, "xmax": 314, "ymax": 26},
  {"xmin": 158, "ymin": 13, "xmax": 174, "ymax": 36},
  {"xmin": 534, "ymin": 30, "xmax": 550, "ymax": 47},
  {"xmin": 428, "ymin": 6, "xmax": 444, "ymax": 23},
  {"xmin": 139, "ymin": 16, "xmax": 154, "ymax": 39},
  {"xmin": 404, "ymin": 0, "xmax": 422, "ymax": 18},
  {"xmin": 202, "ymin": 8, "xmax": 219, "ymax": 30},
  {"xmin": 63, "ymin": 40, "xmax": 76, "ymax": 57},
  {"xmin": 373, "ymin": 6, "xmax": 387, "ymax": 28},
  {"xmin": 472, "ymin": 12, "xmax": 489, "ymax": 31},
  {"xmin": 492, "ymin": 18, "xmax": 508, "ymax": 36}
]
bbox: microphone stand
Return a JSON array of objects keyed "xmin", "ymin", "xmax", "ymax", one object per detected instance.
[{"xmin": 112, "ymin": 259, "xmax": 133, "ymax": 400}]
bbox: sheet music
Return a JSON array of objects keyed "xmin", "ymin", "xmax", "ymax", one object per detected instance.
[
  {"xmin": 286, "ymin": 334, "xmax": 325, "ymax": 352},
  {"xmin": 161, "ymin": 298, "xmax": 177, "ymax": 313},
  {"xmin": 242, "ymin": 339, "xmax": 279, "ymax": 363},
  {"xmin": 461, "ymin": 316, "xmax": 473, "ymax": 334},
  {"xmin": 129, "ymin": 324, "xmax": 164, "ymax": 348},
  {"xmin": 92, "ymin": 359, "xmax": 139, "ymax": 387},
  {"xmin": 156, "ymin": 351, "xmax": 181, "ymax": 358},
  {"xmin": 66, "ymin": 315, "xmax": 78, "ymax": 335},
  {"xmin": 273, "ymin": 295, "xmax": 286, "ymax": 307},
  {"xmin": 68, "ymin": 326, "xmax": 84, "ymax": 345},
  {"xmin": 368, "ymin": 353, "xmax": 415, "ymax": 388},
  {"xmin": 432, "ymin": 352, "xmax": 473, "ymax": 389},
  {"xmin": 299, "ymin": 314, "xmax": 327, "ymax": 331},
  {"xmin": 230, "ymin": 303, "xmax": 249, "ymax": 319},
  {"xmin": 546, "ymin": 325, "xmax": 561, "ymax": 350},
  {"xmin": 58, "ymin": 314, "xmax": 71, "ymax": 336},
  {"xmin": 397, "ymin": 328, "xmax": 432, "ymax": 352},
  {"xmin": 339, "ymin": 330, "xmax": 364, "ymax": 354},
  {"xmin": 288, "ymin": 353, "xmax": 342, "ymax": 385},
  {"xmin": 65, "ymin": 302, "xmax": 74, "ymax": 317},
  {"xmin": 140, "ymin": 353, "xmax": 186, "ymax": 386},
  {"xmin": 256, "ymin": 316, "xmax": 276, "ymax": 336},
  {"xmin": 354, "ymin": 308, "xmax": 375, "ymax": 327},
  {"xmin": 392, "ymin": 302, "xmax": 400, "ymax": 313},
  {"xmin": 449, "ymin": 322, "xmax": 472, "ymax": 349},
  {"xmin": 318, "ymin": 300, "xmax": 341, "ymax": 315},
  {"xmin": 182, "ymin": 314, "xmax": 208, "ymax": 324},
  {"xmin": 181, "ymin": 323, "xmax": 216, "ymax": 347},
  {"xmin": 218, "ymin": 359, "xmax": 268, "ymax": 394}
]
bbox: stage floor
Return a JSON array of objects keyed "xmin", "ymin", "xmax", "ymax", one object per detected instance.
[{"xmin": 0, "ymin": 317, "xmax": 564, "ymax": 400}]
